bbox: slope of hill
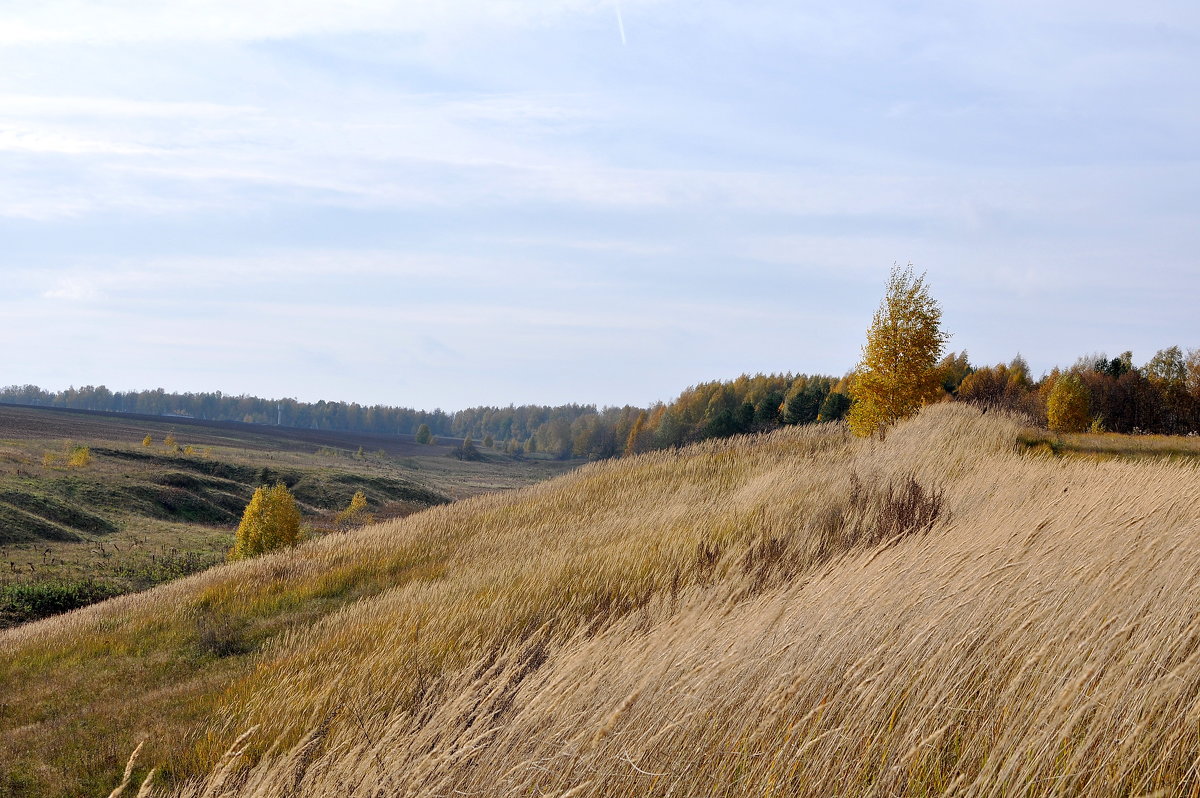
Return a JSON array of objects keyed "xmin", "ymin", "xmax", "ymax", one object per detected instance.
[
  {"xmin": 0, "ymin": 404, "xmax": 577, "ymax": 628},
  {"xmin": 3, "ymin": 404, "xmax": 1199, "ymax": 796}
]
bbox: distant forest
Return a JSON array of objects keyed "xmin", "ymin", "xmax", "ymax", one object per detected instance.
[
  {"xmin": 0, "ymin": 375, "xmax": 852, "ymax": 460},
  {"xmin": 2, "ymin": 344, "xmax": 1197, "ymax": 461}
]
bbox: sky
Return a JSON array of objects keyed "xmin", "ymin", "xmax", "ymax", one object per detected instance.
[{"xmin": 1, "ymin": 1, "xmax": 1198, "ymax": 410}]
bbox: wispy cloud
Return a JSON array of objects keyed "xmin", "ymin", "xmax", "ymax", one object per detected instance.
[
  {"xmin": 1, "ymin": 0, "xmax": 1197, "ymax": 407},
  {"xmin": 42, "ymin": 276, "xmax": 102, "ymax": 301},
  {"xmin": 0, "ymin": 1, "xmax": 656, "ymax": 45}
]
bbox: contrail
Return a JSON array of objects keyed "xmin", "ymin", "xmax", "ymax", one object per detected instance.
[{"xmin": 615, "ymin": 1, "xmax": 627, "ymax": 45}]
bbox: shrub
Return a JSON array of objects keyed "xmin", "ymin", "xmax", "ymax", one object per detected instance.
[
  {"xmin": 229, "ymin": 482, "xmax": 303, "ymax": 560},
  {"xmin": 333, "ymin": 490, "xmax": 372, "ymax": 531},
  {"xmin": 193, "ymin": 608, "xmax": 252, "ymax": 657},
  {"xmin": 450, "ymin": 436, "xmax": 482, "ymax": 461},
  {"xmin": 0, "ymin": 579, "xmax": 120, "ymax": 627}
]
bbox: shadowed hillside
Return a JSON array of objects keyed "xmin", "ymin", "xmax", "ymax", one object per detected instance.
[
  {"xmin": 0, "ymin": 404, "xmax": 579, "ymax": 629},
  {"xmin": 3, "ymin": 404, "xmax": 1200, "ymax": 796}
]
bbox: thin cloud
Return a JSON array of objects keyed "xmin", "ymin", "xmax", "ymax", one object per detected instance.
[
  {"xmin": 0, "ymin": 1, "xmax": 663, "ymax": 45},
  {"xmin": 1, "ymin": 0, "xmax": 1196, "ymax": 409},
  {"xmin": 42, "ymin": 277, "xmax": 102, "ymax": 302}
]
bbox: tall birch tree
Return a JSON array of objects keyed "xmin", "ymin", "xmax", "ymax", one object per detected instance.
[{"xmin": 848, "ymin": 265, "xmax": 950, "ymax": 438}]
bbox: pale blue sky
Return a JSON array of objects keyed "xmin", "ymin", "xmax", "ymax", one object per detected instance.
[{"xmin": 2, "ymin": 1, "xmax": 1198, "ymax": 409}]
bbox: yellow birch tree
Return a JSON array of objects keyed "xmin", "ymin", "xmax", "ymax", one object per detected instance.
[
  {"xmin": 334, "ymin": 490, "xmax": 371, "ymax": 530},
  {"xmin": 624, "ymin": 411, "xmax": 648, "ymax": 456},
  {"xmin": 1046, "ymin": 373, "xmax": 1090, "ymax": 433},
  {"xmin": 229, "ymin": 482, "xmax": 302, "ymax": 559},
  {"xmin": 848, "ymin": 265, "xmax": 950, "ymax": 438}
]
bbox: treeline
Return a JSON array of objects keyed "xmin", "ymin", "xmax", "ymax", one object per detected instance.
[
  {"xmin": 952, "ymin": 346, "xmax": 1200, "ymax": 434},
  {"xmin": 0, "ymin": 384, "xmax": 597, "ymax": 443},
  {"xmin": 4, "ymin": 343, "xmax": 1195, "ymax": 465},
  {"xmin": 0, "ymin": 375, "xmax": 853, "ymax": 461},
  {"xmin": 480, "ymin": 373, "xmax": 853, "ymax": 460}
]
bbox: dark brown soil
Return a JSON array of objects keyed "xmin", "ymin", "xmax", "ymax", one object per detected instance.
[{"xmin": 0, "ymin": 404, "xmax": 456, "ymax": 457}]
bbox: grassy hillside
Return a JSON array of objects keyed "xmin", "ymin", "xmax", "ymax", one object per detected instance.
[
  {"xmin": 0, "ymin": 404, "xmax": 576, "ymax": 628},
  {"xmin": 2, "ymin": 404, "xmax": 1199, "ymax": 796}
]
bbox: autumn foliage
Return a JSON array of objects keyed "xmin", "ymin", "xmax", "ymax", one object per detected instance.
[
  {"xmin": 848, "ymin": 265, "xmax": 950, "ymax": 437},
  {"xmin": 1046, "ymin": 373, "xmax": 1091, "ymax": 433},
  {"xmin": 229, "ymin": 482, "xmax": 302, "ymax": 559}
]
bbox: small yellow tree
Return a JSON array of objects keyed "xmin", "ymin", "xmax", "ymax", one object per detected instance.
[
  {"xmin": 164, "ymin": 433, "xmax": 177, "ymax": 448},
  {"xmin": 229, "ymin": 482, "xmax": 302, "ymax": 559},
  {"xmin": 848, "ymin": 265, "xmax": 950, "ymax": 437},
  {"xmin": 333, "ymin": 490, "xmax": 371, "ymax": 530},
  {"xmin": 142, "ymin": 434, "xmax": 153, "ymax": 447},
  {"xmin": 1047, "ymin": 373, "xmax": 1090, "ymax": 433},
  {"xmin": 624, "ymin": 411, "xmax": 648, "ymax": 456},
  {"xmin": 67, "ymin": 446, "xmax": 91, "ymax": 468}
]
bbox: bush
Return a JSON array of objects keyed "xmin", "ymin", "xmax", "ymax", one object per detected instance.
[
  {"xmin": 449, "ymin": 436, "xmax": 483, "ymax": 461},
  {"xmin": 333, "ymin": 490, "xmax": 372, "ymax": 530},
  {"xmin": 0, "ymin": 579, "xmax": 120, "ymax": 627},
  {"xmin": 229, "ymin": 482, "xmax": 303, "ymax": 559},
  {"xmin": 193, "ymin": 608, "xmax": 252, "ymax": 657}
]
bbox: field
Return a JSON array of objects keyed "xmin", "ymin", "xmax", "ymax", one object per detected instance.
[
  {"xmin": 0, "ymin": 404, "xmax": 577, "ymax": 627},
  {"xmin": 1020, "ymin": 426, "xmax": 1200, "ymax": 462},
  {"xmin": 2, "ymin": 403, "xmax": 1200, "ymax": 796}
]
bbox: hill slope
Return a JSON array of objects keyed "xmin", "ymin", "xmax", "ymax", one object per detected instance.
[
  {"xmin": 3, "ymin": 404, "xmax": 1200, "ymax": 796},
  {"xmin": 0, "ymin": 404, "xmax": 576, "ymax": 628}
]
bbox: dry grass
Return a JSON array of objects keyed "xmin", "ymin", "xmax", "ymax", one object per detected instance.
[
  {"xmin": 5, "ymin": 404, "xmax": 1200, "ymax": 796},
  {"xmin": 1021, "ymin": 427, "xmax": 1200, "ymax": 462}
]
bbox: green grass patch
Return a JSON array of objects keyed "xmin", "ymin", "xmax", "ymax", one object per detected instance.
[
  {"xmin": 1019, "ymin": 430, "xmax": 1200, "ymax": 462},
  {"xmin": 292, "ymin": 471, "xmax": 449, "ymax": 510},
  {"xmin": 0, "ymin": 502, "xmax": 81, "ymax": 544},
  {"xmin": 123, "ymin": 484, "xmax": 239, "ymax": 524},
  {"xmin": 0, "ymin": 578, "xmax": 120, "ymax": 627},
  {"xmin": 0, "ymin": 488, "xmax": 117, "ymax": 535}
]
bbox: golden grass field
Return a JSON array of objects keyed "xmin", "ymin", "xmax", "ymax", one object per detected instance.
[{"xmin": 3, "ymin": 403, "xmax": 1200, "ymax": 796}]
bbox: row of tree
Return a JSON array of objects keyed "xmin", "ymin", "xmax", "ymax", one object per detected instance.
[
  {"xmin": 3, "ymin": 265, "xmax": 1196, "ymax": 460},
  {"xmin": 496, "ymin": 373, "xmax": 854, "ymax": 461},
  {"xmin": 0, "ymin": 384, "xmax": 600, "ymax": 443},
  {"xmin": 955, "ymin": 347, "xmax": 1200, "ymax": 434}
]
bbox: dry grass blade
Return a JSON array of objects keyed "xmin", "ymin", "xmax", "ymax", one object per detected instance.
[
  {"xmin": 7, "ymin": 404, "xmax": 1200, "ymax": 797},
  {"xmin": 106, "ymin": 740, "xmax": 144, "ymax": 798}
]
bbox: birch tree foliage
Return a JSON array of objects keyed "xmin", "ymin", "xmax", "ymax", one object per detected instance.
[
  {"xmin": 229, "ymin": 482, "xmax": 302, "ymax": 559},
  {"xmin": 848, "ymin": 265, "xmax": 951, "ymax": 438},
  {"xmin": 1046, "ymin": 373, "xmax": 1091, "ymax": 433}
]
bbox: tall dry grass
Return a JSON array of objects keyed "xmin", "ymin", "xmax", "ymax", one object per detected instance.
[
  {"xmin": 167, "ymin": 404, "xmax": 1200, "ymax": 795},
  {"xmin": 8, "ymin": 403, "xmax": 1200, "ymax": 796}
]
